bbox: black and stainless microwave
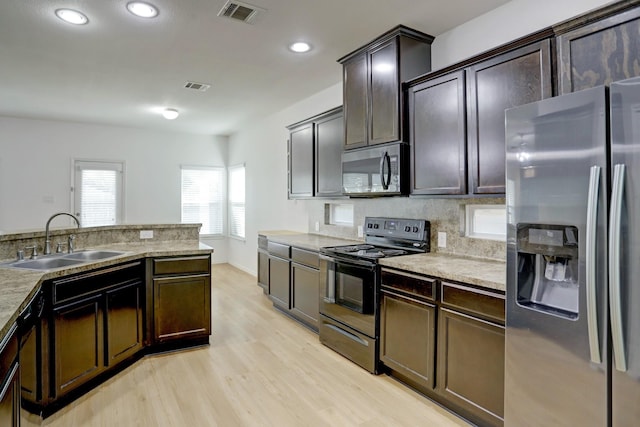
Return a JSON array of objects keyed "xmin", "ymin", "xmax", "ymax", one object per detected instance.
[{"xmin": 341, "ymin": 142, "xmax": 408, "ymax": 196}]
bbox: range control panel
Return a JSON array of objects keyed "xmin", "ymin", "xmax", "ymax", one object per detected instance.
[{"xmin": 364, "ymin": 217, "xmax": 429, "ymax": 242}]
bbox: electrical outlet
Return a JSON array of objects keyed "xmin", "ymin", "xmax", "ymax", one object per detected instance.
[
  {"xmin": 315, "ymin": 221, "xmax": 319, "ymax": 232},
  {"xmin": 140, "ymin": 230, "xmax": 154, "ymax": 239},
  {"xmin": 357, "ymin": 225, "xmax": 363, "ymax": 238},
  {"xmin": 438, "ymin": 232, "xmax": 447, "ymax": 248}
]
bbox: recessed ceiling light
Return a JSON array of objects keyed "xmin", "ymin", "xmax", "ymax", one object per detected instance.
[
  {"xmin": 127, "ymin": 2, "xmax": 159, "ymax": 18},
  {"xmin": 55, "ymin": 9, "xmax": 89, "ymax": 25},
  {"xmin": 289, "ymin": 42, "xmax": 312, "ymax": 53},
  {"xmin": 162, "ymin": 108, "xmax": 179, "ymax": 120}
]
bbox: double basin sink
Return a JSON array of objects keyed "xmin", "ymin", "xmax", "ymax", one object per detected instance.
[{"xmin": 1, "ymin": 250, "xmax": 125, "ymax": 271}]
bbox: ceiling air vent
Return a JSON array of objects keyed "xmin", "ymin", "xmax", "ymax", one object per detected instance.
[
  {"xmin": 184, "ymin": 81, "xmax": 211, "ymax": 92},
  {"xmin": 217, "ymin": 1, "xmax": 265, "ymax": 24}
]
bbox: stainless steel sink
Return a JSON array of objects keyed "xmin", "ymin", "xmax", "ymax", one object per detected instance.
[
  {"xmin": 62, "ymin": 250, "xmax": 125, "ymax": 261},
  {"xmin": 0, "ymin": 250, "xmax": 125, "ymax": 270},
  {"xmin": 4, "ymin": 257, "xmax": 84, "ymax": 270}
]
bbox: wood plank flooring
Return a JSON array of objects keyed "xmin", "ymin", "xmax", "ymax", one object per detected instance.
[{"xmin": 25, "ymin": 264, "xmax": 470, "ymax": 427}]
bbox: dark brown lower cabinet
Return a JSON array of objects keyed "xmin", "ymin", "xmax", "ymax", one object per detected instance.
[
  {"xmin": 52, "ymin": 295, "xmax": 103, "ymax": 397},
  {"xmin": 257, "ymin": 250, "xmax": 269, "ymax": 293},
  {"xmin": 106, "ymin": 282, "xmax": 143, "ymax": 366},
  {"xmin": 0, "ymin": 324, "xmax": 20, "ymax": 427},
  {"xmin": 268, "ymin": 256, "xmax": 290, "ymax": 310},
  {"xmin": 437, "ymin": 308, "xmax": 505, "ymax": 427},
  {"xmin": 151, "ymin": 255, "xmax": 212, "ymax": 344},
  {"xmin": 153, "ymin": 275, "xmax": 210, "ymax": 342},
  {"xmin": 380, "ymin": 290, "xmax": 436, "ymax": 391},
  {"xmin": 290, "ymin": 262, "xmax": 319, "ymax": 330}
]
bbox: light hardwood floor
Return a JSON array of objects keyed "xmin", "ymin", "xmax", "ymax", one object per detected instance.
[{"xmin": 25, "ymin": 264, "xmax": 470, "ymax": 426}]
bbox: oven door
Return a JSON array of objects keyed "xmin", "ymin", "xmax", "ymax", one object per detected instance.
[{"xmin": 319, "ymin": 255, "xmax": 377, "ymax": 338}]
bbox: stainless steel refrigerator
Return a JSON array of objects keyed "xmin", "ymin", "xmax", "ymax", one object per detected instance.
[{"xmin": 505, "ymin": 76, "xmax": 640, "ymax": 426}]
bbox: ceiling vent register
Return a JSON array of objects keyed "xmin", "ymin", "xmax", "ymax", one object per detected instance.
[
  {"xmin": 217, "ymin": 1, "xmax": 265, "ymax": 24},
  {"xmin": 184, "ymin": 81, "xmax": 211, "ymax": 92}
]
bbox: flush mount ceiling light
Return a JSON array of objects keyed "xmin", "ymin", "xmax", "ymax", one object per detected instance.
[
  {"xmin": 162, "ymin": 108, "xmax": 179, "ymax": 120},
  {"xmin": 127, "ymin": 2, "xmax": 159, "ymax": 18},
  {"xmin": 289, "ymin": 42, "xmax": 312, "ymax": 53},
  {"xmin": 55, "ymin": 9, "xmax": 89, "ymax": 25}
]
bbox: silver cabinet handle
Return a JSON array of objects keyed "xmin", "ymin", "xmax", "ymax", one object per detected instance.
[
  {"xmin": 586, "ymin": 165, "xmax": 601, "ymax": 364},
  {"xmin": 609, "ymin": 163, "xmax": 626, "ymax": 372}
]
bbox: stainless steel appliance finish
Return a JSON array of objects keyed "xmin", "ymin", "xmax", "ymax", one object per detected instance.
[
  {"xmin": 341, "ymin": 142, "xmax": 408, "ymax": 196},
  {"xmin": 319, "ymin": 217, "xmax": 430, "ymax": 373},
  {"xmin": 505, "ymin": 78, "xmax": 640, "ymax": 426}
]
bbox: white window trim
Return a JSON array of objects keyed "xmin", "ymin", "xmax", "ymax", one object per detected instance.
[
  {"xmin": 181, "ymin": 165, "xmax": 226, "ymax": 237},
  {"xmin": 71, "ymin": 158, "xmax": 126, "ymax": 226},
  {"xmin": 228, "ymin": 163, "xmax": 246, "ymax": 241}
]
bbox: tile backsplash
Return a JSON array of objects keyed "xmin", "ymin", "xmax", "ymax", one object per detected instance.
[{"xmin": 306, "ymin": 197, "xmax": 506, "ymax": 261}]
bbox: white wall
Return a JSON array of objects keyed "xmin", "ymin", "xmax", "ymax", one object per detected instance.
[
  {"xmin": 226, "ymin": 83, "xmax": 343, "ymax": 274},
  {"xmin": 0, "ymin": 117, "xmax": 230, "ymax": 263},
  {"xmin": 228, "ymin": 0, "xmax": 617, "ymax": 276},
  {"xmin": 431, "ymin": 0, "xmax": 613, "ymax": 70}
]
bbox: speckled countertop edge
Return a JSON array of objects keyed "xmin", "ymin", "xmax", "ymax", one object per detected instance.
[
  {"xmin": 379, "ymin": 252, "xmax": 506, "ymax": 292},
  {"xmin": 0, "ymin": 241, "xmax": 213, "ymax": 340}
]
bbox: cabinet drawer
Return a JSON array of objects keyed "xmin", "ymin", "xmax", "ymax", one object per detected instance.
[
  {"xmin": 267, "ymin": 242, "xmax": 290, "ymax": 259},
  {"xmin": 291, "ymin": 247, "xmax": 319, "ymax": 269},
  {"xmin": 441, "ymin": 281, "xmax": 505, "ymax": 324},
  {"xmin": 153, "ymin": 256, "xmax": 210, "ymax": 276},
  {"xmin": 381, "ymin": 269, "xmax": 436, "ymax": 301},
  {"xmin": 258, "ymin": 235, "xmax": 268, "ymax": 250}
]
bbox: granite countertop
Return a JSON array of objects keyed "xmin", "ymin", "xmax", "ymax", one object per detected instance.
[
  {"xmin": 259, "ymin": 231, "xmax": 363, "ymax": 252},
  {"xmin": 0, "ymin": 241, "xmax": 213, "ymax": 341},
  {"xmin": 379, "ymin": 253, "xmax": 506, "ymax": 292}
]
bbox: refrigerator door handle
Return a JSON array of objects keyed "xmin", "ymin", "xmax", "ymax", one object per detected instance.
[
  {"xmin": 609, "ymin": 163, "xmax": 627, "ymax": 372},
  {"xmin": 586, "ymin": 165, "xmax": 601, "ymax": 364}
]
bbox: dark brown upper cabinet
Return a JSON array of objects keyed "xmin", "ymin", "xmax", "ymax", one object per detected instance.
[
  {"xmin": 287, "ymin": 107, "xmax": 344, "ymax": 199},
  {"xmin": 556, "ymin": 4, "xmax": 640, "ymax": 95},
  {"xmin": 339, "ymin": 26, "xmax": 433, "ymax": 150},
  {"xmin": 409, "ymin": 70, "xmax": 467, "ymax": 195},
  {"xmin": 466, "ymin": 39, "xmax": 552, "ymax": 195}
]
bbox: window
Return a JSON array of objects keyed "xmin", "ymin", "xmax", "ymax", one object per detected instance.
[
  {"xmin": 73, "ymin": 160, "xmax": 124, "ymax": 227},
  {"xmin": 228, "ymin": 164, "xmax": 245, "ymax": 239},
  {"xmin": 181, "ymin": 166, "xmax": 225, "ymax": 236},
  {"xmin": 465, "ymin": 204, "xmax": 506, "ymax": 241}
]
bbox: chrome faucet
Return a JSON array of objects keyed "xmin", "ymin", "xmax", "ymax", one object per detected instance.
[{"xmin": 44, "ymin": 212, "xmax": 80, "ymax": 255}]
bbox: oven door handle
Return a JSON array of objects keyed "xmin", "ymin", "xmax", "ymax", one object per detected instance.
[{"xmin": 319, "ymin": 254, "xmax": 376, "ymax": 269}]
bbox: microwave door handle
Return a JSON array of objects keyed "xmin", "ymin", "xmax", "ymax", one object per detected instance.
[{"xmin": 379, "ymin": 152, "xmax": 390, "ymax": 190}]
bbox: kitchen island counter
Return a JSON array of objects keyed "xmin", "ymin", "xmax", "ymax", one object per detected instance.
[
  {"xmin": 0, "ymin": 240, "xmax": 212, "ymax": 341},
  {"xmin": 258, "ymin": 231, "xmax": 362, "ymax": 252}
]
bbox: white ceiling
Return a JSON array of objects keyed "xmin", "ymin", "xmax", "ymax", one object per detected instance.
[{"xmin": 0, "ymin": 0, "xmax": 510, "ymax": 136}]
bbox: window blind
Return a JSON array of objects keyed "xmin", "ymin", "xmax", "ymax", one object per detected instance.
[
  {"xmin": 228, "ymin": 165, "xmax": 245, "ymax": 239},
  {"xmin": 181, "ymin": 167, "xmax": 225, "ymax": 235},
  {"xmin": 74, "ymin": 160, "xmax": 124, "ymax": 227}
]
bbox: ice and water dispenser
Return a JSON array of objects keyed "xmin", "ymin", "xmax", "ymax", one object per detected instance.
[{"xmin": 516, "ymin": 224, "xmax": 579, "ymax": 319}]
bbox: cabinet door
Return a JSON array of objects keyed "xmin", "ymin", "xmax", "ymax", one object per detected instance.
[
  {"xmin": 315, "ymin": 110, "xmax": 344, "ymax": 197},
  {"xmin": 20, "ymin": 322, "xmax": 40, "ymax": 404},
  {"xmin": 409, "ymin": 70, "xmax": 466, "ymax": 195},
  {"xmin": 467, "ymin": 39, "xmax": 552, "ymax": 194},
  {"xmin": 438, "ymin": 308, "xmax": 505, "ymax": 427},
  {"xmin": 154, "ymin": 275, "xmax": 211, "ymax": 343},
  {"xmin": 257, "ymin": 250, "xmax": 269, "ymax": 292},
  {"xmin": 558, "ymin": 7, "xmax": 640, "ymax": 94},
  {"xmin": 380, "ymin": 291, "xmax": 436, "ymax": 390},
  {"xmin": 343, "ymin": 54, "xmax": 368, "ymax": 148},
  {"xmin": 288, "ymin": 122, "xmax": 314, "ymax": 198},
  {"xmin": 369, "ymin": 40, "xmax": 400, "ymax": 145},
  {"xmin": 105, "ymin": 281, "xmax": 143, "ymax": 366},
  {"xmin": 52, "ymin": 295, "xmax": 103, "ymax": 398},
  {"xmin": 290, "ymin": 262, "xmax": 319, "ymax": 330},
  {"xmin": 268, "ymin": 256, "xmax": 290, "ymax": 310},
  {"xmin": 0, "ymin": 364, "xmax": 19, "ymax": 427}
]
